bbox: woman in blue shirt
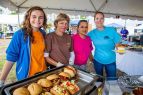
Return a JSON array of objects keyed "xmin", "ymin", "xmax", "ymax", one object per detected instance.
[{"xmin": 88, "ymin": 11, "xmax": 121, "ymax": 81}]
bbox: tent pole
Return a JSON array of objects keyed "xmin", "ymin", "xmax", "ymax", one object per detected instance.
[
  {"xmin": 17, "ymin": 8, "xmax": 21, "ymax": 28},
  {"xmin": 98, "ymin": 0, "xmax": 108, "ymax": 11},
  {"xmin": 89, "ymin": 0, "xmax": 97, "ymax": 11}
]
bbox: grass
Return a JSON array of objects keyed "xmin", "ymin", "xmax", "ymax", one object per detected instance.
[
  {"xmin": 0, "ymin": 55, "xmax": 5, "ymax": 69},
  {"xmin": 0, "ymin": 55, "xmax": 16, "ymax": 84},
  {"xmin": 0, "ymin": 39, "xmax": 16, "ymax": 84}
]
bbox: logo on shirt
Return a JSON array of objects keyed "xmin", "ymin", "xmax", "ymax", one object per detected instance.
[{"xmin": 104, "ymin": 36, "xmax": 110, "ymax": 39}]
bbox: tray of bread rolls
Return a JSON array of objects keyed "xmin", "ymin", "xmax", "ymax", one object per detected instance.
[{"xmin": 1, "ymin": 65, "xmax": 100, "ymax": 95}]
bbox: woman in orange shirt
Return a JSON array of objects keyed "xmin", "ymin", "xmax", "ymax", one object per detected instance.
[{"xmin": 0, "ymin": 6, "xmax": 47, "ymax": 87}]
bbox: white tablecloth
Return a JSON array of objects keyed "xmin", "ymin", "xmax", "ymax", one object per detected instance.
[{"xmin": 116, "ymin": 50, "xmax": 143, "ymax": 75}]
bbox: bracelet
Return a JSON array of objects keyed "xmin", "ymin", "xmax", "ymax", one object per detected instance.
[
  {"xmin": 89, "ymin": 61, "xmax": 93, "ymax": 64},
  {"xmin": 44, "ymin": 52, "xmax": 49, "ymax": 57},
  {"xmin": 0, "ymin": 80, "xmax": 4, "ymax": 87},
  {"xmin": 0, "ymin": 80, "xmax": 4, "ymax": 84}
]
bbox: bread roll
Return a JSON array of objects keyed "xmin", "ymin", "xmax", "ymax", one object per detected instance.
[
  {"xmin": 66, "ymin": 66, "xmax": 76, "ymax": 73},
  {"xmin": 46, "ymin": 74, "xmax": 60, "ymax": 85},
  {"xmin": 64, "ymin": 68, "xmax": 75, "ymax": 77},
  {"xmin": 59, "ymin": 72, "xmax": 71, "ymax": 79},
  {"xmin": 46, "ymin": 74, "xmax": 59, "ymax": 81},
  {"xmin": 13, "ymin": 87, "xmax": 30, "ymax": 95},
  {"xmin": 37, "ymin": 78, "xmax": 52, "ymax": 87},
  {"xmin": 41, "ymin": 92, "xmax": 52, "ymax": 95},
  {"xmin": 27, "ymin": 83, "xmax": 42, "ymax": 95}
]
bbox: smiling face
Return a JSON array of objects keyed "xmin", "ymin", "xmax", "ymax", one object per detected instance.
[
  {"xmin": 30, "ymin": 10, "xmax": 44, "ymax": 31},
  {"xmin": 56, "ymin": 20, "xmax": 68, "ymax": 33},
  {"xmin": 78, "ymin": 21, "xmax": 88, "ymax": 36},
  {"xmin": 94, "ymin": 13, "xmax": 104, "ymax": 29},
  {"xmin": 54, "ymin": 13, "xmax": 70, "ymax": 34}
]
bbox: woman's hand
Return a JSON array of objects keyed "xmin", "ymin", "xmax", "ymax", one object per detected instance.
[{"xmin": 56, "ymin": 62, "xmax": 64, "ymax": 67}]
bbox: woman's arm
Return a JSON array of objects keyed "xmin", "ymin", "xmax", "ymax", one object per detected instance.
[
  {"xmin": 44, "ymin": 53, "xmax": 63, "ymax": 67},
  {"xmin": 45, "ymin": 57, "xmax": 58, "ymax": 66},
  {"xmin": 0, "ymin": 61, "xmax": 14, "ymax": 86},
  {"xmin": 45, "ymin": 34, "xmax": 59, "ymax": 66},
  {"xmin": 69, "ymin": 51, "xmax": 75, "ymax": 65},
  {"xmin": 89, "ymin": 52, "xmax": 94, "ymax": 62}
]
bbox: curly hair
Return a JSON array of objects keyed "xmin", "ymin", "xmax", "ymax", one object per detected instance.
[{"xmin": 22, "ymin": 6, "xmax": 47, "ymax": 42}]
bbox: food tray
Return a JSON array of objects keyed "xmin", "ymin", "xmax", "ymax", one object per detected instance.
[
  {"xmin": 127, "ymin": 46, "xmax": 143, "ymax": 52},
  {"xmin": 1, "ymin": 65, "xmax": 99, "ymax": 95},
  {"xmin": 118, "ymin": 75, "xmax": 143, "ymax": 92}
]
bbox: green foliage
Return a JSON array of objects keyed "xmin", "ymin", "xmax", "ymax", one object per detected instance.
[
  {"xmin": 80, "ymin": 15, "xmax": 87, "ymax": 20},
  {"xmin": 10, "ymin": 11, "xmax": 17, "ymax": 15}
]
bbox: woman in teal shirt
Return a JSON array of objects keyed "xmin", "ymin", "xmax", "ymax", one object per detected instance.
[{"xmin": 88, "ymin": 11, "xmax": 121, "ymax": 81}]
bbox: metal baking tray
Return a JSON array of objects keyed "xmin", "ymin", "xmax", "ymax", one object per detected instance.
[
  {"xmin": 118, "ymin": 75, "xmax": 143, "ymax": 92},
  {"xmin": 1, "ymin": 65, "xmax": 100, "ymax": 95}
]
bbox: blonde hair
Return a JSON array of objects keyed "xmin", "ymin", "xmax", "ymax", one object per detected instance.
[{"xmin": 54, "ymin": 13, "xmax": 70, "ymax": 29}]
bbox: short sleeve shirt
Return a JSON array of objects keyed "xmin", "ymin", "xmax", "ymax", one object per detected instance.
[
  {"xmin": 88, "ymin": 27, "xmax": 121, "ymax": 64},
  {"xmin": 29, "ymin": 31, "xmax": 46, "ymax": 77},
  {"xmin": 45, "ymin": 32, "xmax": 72, "ymax": 64},
  {"xmin": 72, "ymin": 34, "xmax": 93, "ymax": 65}
]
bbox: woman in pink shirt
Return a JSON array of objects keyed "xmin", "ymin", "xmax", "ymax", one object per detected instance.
[{"xmin": 72, "ymin": 20, "xmax": 93, "ymax": 70}]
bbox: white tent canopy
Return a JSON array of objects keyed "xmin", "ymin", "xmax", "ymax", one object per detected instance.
[
  {"xmin": 0, "ymin": 0, "xmax": 143, "ymax": 20},
  {"xmin": 105, "ymin": 23, "xmax": 124, "ymax": 28},
  {"xmin": 0, "ymin": 15, "xmax": 24, "ymax": 24}
]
